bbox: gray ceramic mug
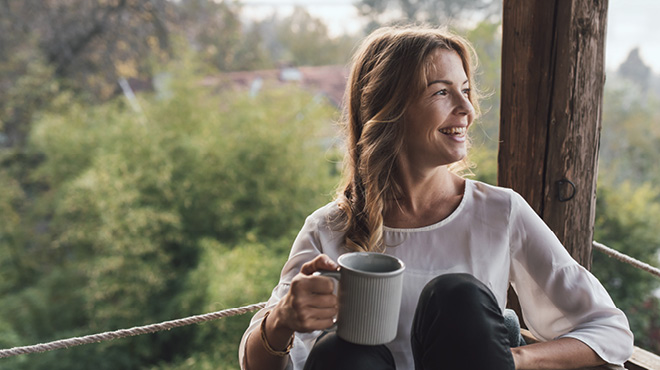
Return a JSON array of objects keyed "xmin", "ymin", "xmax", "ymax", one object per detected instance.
[{"xmin": 316, "ymin": 252, "xmax": 405, "ymax": 345}]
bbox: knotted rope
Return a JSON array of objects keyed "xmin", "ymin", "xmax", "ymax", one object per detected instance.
[
  {"xmin": 0, "ymin": 302, "xmax": 266, "ymax": 359},
  {"xmin": 593, "ymin": 241, "xmax": 660, "ymax": 278}
]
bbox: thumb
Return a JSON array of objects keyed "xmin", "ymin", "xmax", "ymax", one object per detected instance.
[
  {"xmin": 317, "ymin": 254, "xmax": 339, "ymax": 271},
  {"xmin": 300, "ymin": 254, "xmax": 339, "ymax": 275}
]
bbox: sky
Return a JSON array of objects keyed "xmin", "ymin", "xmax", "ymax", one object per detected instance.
[
  {"xmin": 240, "ymin": 0, "xmax": 363, "ymax": 36},
  {"xmin": 240, "ymin": 0, "xmax": 660, "ymax": 74},
  {"xmin": 607, "ymin": 0, "xmax": 660, "ymax": 73}
]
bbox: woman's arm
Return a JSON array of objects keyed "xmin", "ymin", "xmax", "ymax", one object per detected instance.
[
  {"xmin": 244, "ymin": 310, "xmax": 294, "ymax": 370},
  {"xmin": 508, "ymin": 191, "xmax": 633, "ymax": 365},
  {"xmin": 244, "ymin": 255, "xmax": 339, "ymax": 370},
  {"xmin": 511, "ymin": 337, "xmax": 605, "ymax": 369}
]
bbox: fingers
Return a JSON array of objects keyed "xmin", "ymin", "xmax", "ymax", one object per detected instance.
[
  {"xmin": 293, "ymin": 308, "xmax": 336, "ymax": 330},
  {"xmin": 290, "ymin": 271, "xmax": 337, "ymax": 300},
  {"xmin": 274, "ymin": 294, "xmax": 338, "ymax": 333},
  {"xmin": 273, "ymin": 265, "xmax": 340, "ymax": 333},
  {"xmin": 284, "ymin": 312, "xmax": 335, "ymax": 333},
  {"xmin": 271, "ymin": 254, "xmax": 340, "ymax": 333},
  {"xmin": 300, "ymin": 254, "xmax": 339, "ymax": 276},
  {"xmin": 285, "ymin": 300, "xmax": 337, "ymax": 332}
]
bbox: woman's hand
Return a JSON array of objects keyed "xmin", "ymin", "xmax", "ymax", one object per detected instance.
[
  {"xmin": 271, "ymin": 254, "xmax": 340, "ymax": 334},
  {"xmin": 510, "ymin": 337, "xmax": 606, "ymax": 369},
  {"xmin": 244, "ymin": 254, "xmax": 339, "ymax": 370}
]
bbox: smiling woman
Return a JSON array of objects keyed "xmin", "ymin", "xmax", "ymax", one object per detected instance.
[
  {"xmin": 240, "ymin": 25, "xmax": 633, "ymax": 370},
  {"xmin": 400, "ymin": 49, "xmax": 475, "ymax": 173}
]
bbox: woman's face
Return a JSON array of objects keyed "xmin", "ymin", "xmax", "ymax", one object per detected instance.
[{"xmin": 399, "ymin": 49, "xmax": 475, "ymax": 173}]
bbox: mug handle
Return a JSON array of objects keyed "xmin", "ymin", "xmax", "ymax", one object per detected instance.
[{"xmin": 313, "ymin": 270, "xmax": 341, "ymax": 331}]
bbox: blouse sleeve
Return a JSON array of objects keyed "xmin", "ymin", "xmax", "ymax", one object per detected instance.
[
  {"xmin": 238, "ymin": 212, "xmax": 325, "ymax": 370},
  {"xmin": 508, "ymin": 191, "xmax": 634, "ymax": 365}
]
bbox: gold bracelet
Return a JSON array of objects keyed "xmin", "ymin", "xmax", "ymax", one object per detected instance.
[{"xmin": 260, "ymin": 310, "xmax": 294, "ymax": 357}]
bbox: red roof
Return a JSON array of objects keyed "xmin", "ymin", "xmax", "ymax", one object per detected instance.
[{"xmin": 201, "ymin": 65, "xmax": 349, "ymax": 107}]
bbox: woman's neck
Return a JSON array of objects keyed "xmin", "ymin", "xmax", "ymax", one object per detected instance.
[{"xmin": 383, "ymin": 167, "xmax": 466, "ymax": 228}]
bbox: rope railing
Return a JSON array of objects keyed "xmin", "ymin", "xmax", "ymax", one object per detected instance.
[
  {"xmin": 592, "ymin": 241, "xmax": 660, "ymax": 278},
  {"xmin": 0, "ymin": 302, "xmax": 266, "ymax": 359},
  {"xmin": 1, "ymin": 241, "xmax": 658, "ymax": 360}
]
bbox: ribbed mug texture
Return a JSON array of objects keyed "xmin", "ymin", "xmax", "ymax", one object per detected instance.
[{"xmin": 335, "ymin": 253, "xmax": 405, "ymax": 345}]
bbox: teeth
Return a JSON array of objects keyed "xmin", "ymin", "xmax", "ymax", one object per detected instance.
[{"xmin": 439, "ymin": 127, "xmax": 467, "ymax": 136}]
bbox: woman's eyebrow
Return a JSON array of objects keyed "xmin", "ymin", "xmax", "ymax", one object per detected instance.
[
  {"xmin": 427, "ymin": 79, "xmax": 469, "ymax": 87},
  {"xmin": 427, "ymin": 79, "xmax": 452, "ymax": 87}
]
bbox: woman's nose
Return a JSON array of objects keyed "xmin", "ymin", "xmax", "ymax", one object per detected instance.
[{"xmin": 454, "ymin": 93, "xmax": 474, "ymax": 116}]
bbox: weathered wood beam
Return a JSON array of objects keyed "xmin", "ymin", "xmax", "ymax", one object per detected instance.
[{"xmin": 499, "ymin": 0, "xmax": 608, "ymax": 270}]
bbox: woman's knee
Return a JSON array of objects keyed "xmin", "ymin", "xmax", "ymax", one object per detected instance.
[
  {"xmin": 420, "ymin": 273, "xmax": 494, "ymax": 309},
  {"xmin": 412, "ymin": 274, "xmax": 516, "ymax": 369}
]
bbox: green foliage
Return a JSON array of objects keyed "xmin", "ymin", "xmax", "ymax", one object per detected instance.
[
  {"xmin": 0, "ymin": 34, "xmax": 58, "ymax": 148},
  {"xmin": 149, "ymin": 238, "xmax": 288, "ymax": 370},
  {"xmin": 599, "ymin": 80, "xmax": 660, "ymax": 187},
  {"xmin": 176, "ymin": 2, "xmax": 359, "ymax": 73},
  {"xmin": 594, "ymin": 69, "xmax": 660, "ymax": 353},
  {"xmin": 355, "ymin": 0, "xmax": 501, "ymax": 28},
  {"xmin": 178, "ymin": 0, "xmax": 272, "ymax": 72},
  {"xmin": 0, "ymin": 61, "xmax": 339, "ymax": 368},
  {"xmin": 274, "ymin": 7, "xmax": 360, "ymax": 67},
  {"xmin": 466, "ymin": 20, "xmax": 502, "ymax": 149},
  {"xmin": 592, "ymin": 179, "xmax": 660, "ymax": 353},
  {"xmin": 463, "ymin": 20, "xmax": 501, "ymax": 185},
  {"xmin": 0, "ymin": 168, "xmax": 27, "ymax": 294},
  {"xmin": 467, "ymin": 142, "xmax": 497, "ymax": 185},
  {"xmin": 2, "ymin": 5, "xmax": 660, "ymax": 366}
]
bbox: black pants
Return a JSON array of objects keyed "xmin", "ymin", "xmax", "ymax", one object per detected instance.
[{"xmin": 303, "ymin": 273, "xmax": 516, "ymax": 370}]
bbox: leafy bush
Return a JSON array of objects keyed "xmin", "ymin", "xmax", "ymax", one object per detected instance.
[
  {"xmin": 0, "ymin": 63, "xmax": 339, "ymax": 369},
  {"xmin": 592, "ymin": 179, "xmax": 660, "ymax": 353}
]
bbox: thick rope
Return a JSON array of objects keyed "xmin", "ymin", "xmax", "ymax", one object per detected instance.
[
  {"xmin": 0, "ymin": 302, "xmax": 266, "ymax": 359},
  {"xmin": 593, "ymin": 241, "xmax": 660, "ymax": 278},
  {"xmin": 1, "ymin": 242, "xmax": 657, "ymax": 360}
]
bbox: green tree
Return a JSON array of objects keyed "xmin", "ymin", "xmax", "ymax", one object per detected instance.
[
  {"xmin": 592, "ymin": 179, "xmax": 660, "ymax": 353},
  {"xmin": 273, "ymin": 7, "xmax": 359, "ymax": 67},
  {"xmin": 176, "ymin": 0, "xmax": 272, "ymax": 72},
  {"xmin": 0, "ymin": 59, "xmax": 340, "ymax": 368},
  {"xmin": 355, "ymin": 0, "xmax": 501, "ymax": 30},
  {"xmin": 599, "ymin": 78, "xmax": 660, "ymax": 187},
  {"xmin": 0, "ymin": 0, "xmax": 182, "ymax": 187},
  {"xmin": 464, "ymin": 20, "xmax": 501, "ymax": 185}
]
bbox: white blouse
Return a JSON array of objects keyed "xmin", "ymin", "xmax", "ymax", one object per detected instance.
[{"xmin": 239, "ymin": 180, "xmax": 633, "ymax": 370}]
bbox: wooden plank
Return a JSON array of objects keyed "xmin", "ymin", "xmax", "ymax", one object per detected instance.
[
  {"xmin": 499, "ymin": 0, "xmax": 607, "ymax": 268},
  {"xmin": 541, "ymin": 0, "xmax": 608, "ymax": 270},
  {"xmin": 627, "ymin": 347, "xmax": 660, "ymax": 370},
  {"xmin": 498, "ymin": 0, "xmax": 557, "ymax": 215},
  {"xmin": 500, "ymin": 0, "xmax": 608, "ymax": 332},
  {"xmin": 500, "ymin": 5, "xmax": 660, "ymax": 367},
  {"xmin": 500, "ymin": 0, "xmax": 560, "ymax": 323}
]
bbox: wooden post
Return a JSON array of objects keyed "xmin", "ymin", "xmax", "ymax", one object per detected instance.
[
  {"xmin": 499, "ymin": 0, "xmax": 608, "ymax": 321},
  {"xmin": 499, "ymin": 0, "xmax": 608, "ymax": 269}
]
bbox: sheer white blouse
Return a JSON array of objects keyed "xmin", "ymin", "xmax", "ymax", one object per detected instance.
[{"xmin": 239, "ymin": 180, "xmax": 633, "ymax": 370}]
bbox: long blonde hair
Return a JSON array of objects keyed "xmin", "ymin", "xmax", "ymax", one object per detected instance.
[{"xmin": 335, "ymin": 26, "xmax": 480, "ymax": 253}]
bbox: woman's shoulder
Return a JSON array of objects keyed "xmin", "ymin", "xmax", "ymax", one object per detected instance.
[
  {"xmin": 305, "ymin": 200, "xmax": 345, "ymax": 231},
  {"xmin": 467, "ymin": 180, "xmax": 540, "ymax": 224},
  {"xmin": 467, "ymin": 179, "xmax": 520, "ymax": 205}
]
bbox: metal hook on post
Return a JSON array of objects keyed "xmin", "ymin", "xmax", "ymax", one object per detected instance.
[{"xmin": 556, "ymin": 179, "xmax": 576, "ymax": 202}]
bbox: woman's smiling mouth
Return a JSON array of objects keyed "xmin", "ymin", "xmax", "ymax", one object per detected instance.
[{"xmin": 439, "ymin": 126, "xmax": 467, "ymax": 136}]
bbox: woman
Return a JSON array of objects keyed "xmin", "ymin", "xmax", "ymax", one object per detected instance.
[{"xmin": 239, "ymin": 26, "xmax": 633, "ymax": 370}]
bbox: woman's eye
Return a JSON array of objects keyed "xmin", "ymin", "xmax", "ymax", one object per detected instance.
[
  {"xmin": 462, "ymin": 88, "xmax": 471, "ymax": 95},
  {"xmin": 434, "ymin": 89, "xmax": 448, "ymax": 96}
]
